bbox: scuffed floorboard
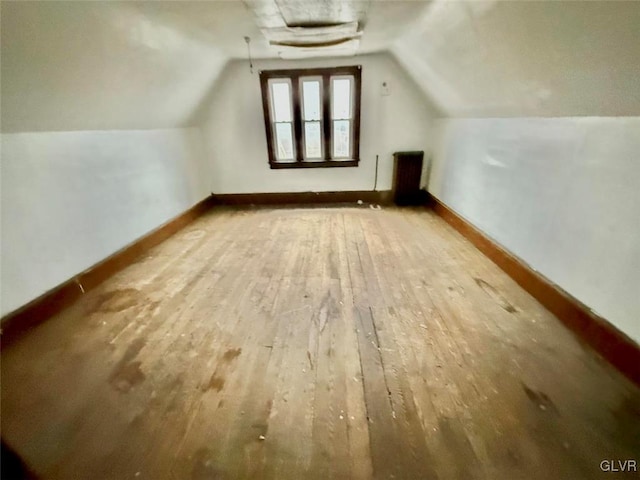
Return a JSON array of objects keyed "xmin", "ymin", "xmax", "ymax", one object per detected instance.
[{"xmin": 2, "ymin": 207, "xmax": 639, "ymax": 479}]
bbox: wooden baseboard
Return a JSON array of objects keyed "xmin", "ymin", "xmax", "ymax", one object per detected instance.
[
  {"xmin": 1, "ymin": 195, "xmax": 216, "ymax": 348},
  {"xmin": 426, "ymin": 193, "xmax": 640, "ymax": 385},
  {"xmin": 211, "ymin": 190, "xmax": 392, "ymax": 206}
]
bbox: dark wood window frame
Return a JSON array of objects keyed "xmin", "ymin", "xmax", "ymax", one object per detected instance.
[{"xmin": 259, "ymin": 65, "xmax": 362, "ymax": 169}]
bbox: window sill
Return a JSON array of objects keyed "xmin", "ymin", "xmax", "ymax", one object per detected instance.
[{"xmin": 270, "ymin": 159, "xmax": 359, "ymax": 169}]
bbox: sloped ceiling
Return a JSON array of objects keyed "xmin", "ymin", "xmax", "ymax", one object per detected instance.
[
  {"xmin": 0, "ymin": 1, "xmax": 231, "ymax": 132},
  {"xmin": 0, "ymin": 0, "xmax": 429, "ymax": 132},
  {"xmin": 2, "ymin": 0, "xmax": 639, "ymax": 132},
  {"xmin": 392, "ymin": 0, "xmax": 640, "ymax": 117}
]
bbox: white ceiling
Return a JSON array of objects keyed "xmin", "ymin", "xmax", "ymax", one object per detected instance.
[
  {"xmin": 126, "ymin": 0, "xmax": 431, "ymax": 58},
  {"xmin": 2, "ymin": 0, "xmax": 639, "ymax": 132}
]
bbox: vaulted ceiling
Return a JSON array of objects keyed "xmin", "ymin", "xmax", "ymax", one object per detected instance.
[
  {"xmin": 393, "ymin": 0, "xmax": 640, "ymax": 117},
  {"xmin": 2, "ymin": 0, "xmax": 639, "ymax": 132}
]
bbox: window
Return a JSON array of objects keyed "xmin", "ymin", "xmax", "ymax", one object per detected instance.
[{"xmin": 259, "ymin": 66, "xmax": 361, "ymax": 169}]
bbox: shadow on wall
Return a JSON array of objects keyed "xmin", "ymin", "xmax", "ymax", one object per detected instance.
[
  {"xmin": 184, "ymin": 59, "xmax": 234, "ymax": 127},
  {"xmin": 1, "ymin": 441, "xmax": 37, "ymax": 480},
  {"xmin": 387, "ymin": 51, "xmax": 445, "ymax": 119}
]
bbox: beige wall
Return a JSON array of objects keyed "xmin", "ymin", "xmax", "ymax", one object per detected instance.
[{"xmin": 198, "ymin": 53, "xmax": 438, "ymax": 194}]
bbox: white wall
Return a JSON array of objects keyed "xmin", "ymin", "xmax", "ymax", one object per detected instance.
[
  {"xmin": 1, "ymin": 128, "xmax": 208, "ymax": 316},
  {"xmin": 429, "ymin": 117, "xmax": 640, "ymax": 342},
  {"xmin": 199, "ymin": 53, "xmax": 437, "ymax": 194}
]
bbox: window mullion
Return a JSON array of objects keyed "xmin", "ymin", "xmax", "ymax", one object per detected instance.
[
  {"xmin": 322, "ymin": 73, "xmax": 331, "ymax": 161},
  {"xmin": 352, "ymin": 67, "xmax": 361, "ymax": 163},
  {"xmin": 291, "ymin": 76, "xmax": 304, "ymax": 163}
]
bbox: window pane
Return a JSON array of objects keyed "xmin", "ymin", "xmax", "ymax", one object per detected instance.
[
  {"xmin": 304, "ymin": 121, "xmax": 322, "ymax": 159},
  {"xmin": 302, "ymin": 80, "xmax": 321, "ymax": 121},
  {"xmin": 271, "ymin": 82, "xmax": 292, "ymax": 122},
  {"xmin": 275, "ymin": 122, "xmax": 294, "ymax": 160},
  {"xmin": 332, "ymin": 78, "xmax": 351, "ymax": 119},
  {"xmin": 333, "ymin": 120, "xmax": 350, "ymax": 158}
]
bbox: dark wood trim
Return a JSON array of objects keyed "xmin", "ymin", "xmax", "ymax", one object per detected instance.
[
  {"xmin": 259, "ymin": 73, "xmax": 277, "ymax": 165},
  {"xmin": 291, "ymin": 77, "xmax": 303, "ymax": 163},
  {"xmin": 259, "ymin": 65, "xmax": 361, "ymax": 169},
  {"xmin": 426, "ymin": 193, "xmax": 640, "ymax": 385},
  {"xmin": 352, "ymin": 65, "xmax": 362, "ymax": 163},
  {"xmin": 1, "ymin": 195, "xmax": 216, "ymax": 348},
  {"xmin": 322, "ymin": 73, "xmax": 331, "ymax": 161},
  {"xmin": 258, "ymin": 66, "xmax": 363, "ymax": 78},
  {"xmin": 211, "ymin": 190, "xmax": 392, "ymax": 206},
  {"xmin": 270, "ymin": 159, "xmax": 359, "ymax": 169}
]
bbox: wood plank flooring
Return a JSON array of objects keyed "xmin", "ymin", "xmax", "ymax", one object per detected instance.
[{"xmin": 2, "ymin": 206, "xmax": 639, "ymax": 479}]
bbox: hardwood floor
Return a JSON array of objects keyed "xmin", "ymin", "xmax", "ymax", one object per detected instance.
[{"xmin": 2, "ymin": 206, "xmax": 639, "ymax": 479}]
